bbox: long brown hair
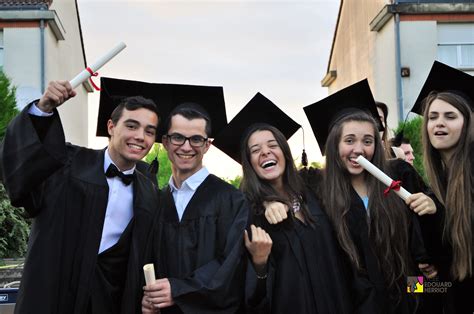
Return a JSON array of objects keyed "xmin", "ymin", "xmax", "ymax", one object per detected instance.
[
  {"xmin": 320, "ymin": 110, "xmax": 413, "ymax": 298},
  {"xmin": 240, "ymin": 123, "xmax": 314, "ymax": 225},
  {"xmin": 422, "ymin": 91, "xmax": 473, "ymax": 281}
]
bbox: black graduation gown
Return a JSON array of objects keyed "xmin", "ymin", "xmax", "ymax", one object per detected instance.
[
  {"xmin": 415, "ymin": 143, "xmax": 474, "ymax": 314},
  {"xmin": 245, "ymin": 190, "xmax": 355, "ymax": 314},
  {"xmin": 348, "ymin": 187, "xmax": 429, "ymax": 314},
  {"xmin": 301, "ymin": 167, "xmax": 425, "ymax": 314},
  {"xmin": 387, "ymin": 159, "xmax": 428, "ymax": 195},
  {"xmin": 147, "ymin": 174, "xmax": 248, "ymax": 313},
  {"xmin": 0, "ymin": 106, "xmax": 159, "ymax": 314}
]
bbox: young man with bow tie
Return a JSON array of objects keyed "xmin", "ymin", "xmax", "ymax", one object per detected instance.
[{"xmin": 0, "ymin": 80, "xmax": 160, "ymax": 314}]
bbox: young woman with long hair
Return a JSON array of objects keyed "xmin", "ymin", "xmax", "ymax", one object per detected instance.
[
  {"xmin": 240, "ymin": 123, "xmax": 355, "ymax": 314},
  {"xmin": 420, "ymin": 90, "xmax": 473, "ymax": 313},
  {"xmin": 314, "ymin": 109, "xmax": 428, "ymax": 314}
]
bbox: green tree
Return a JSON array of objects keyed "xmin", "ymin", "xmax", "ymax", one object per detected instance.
[
  {"xmin": 143, "ymin": 143, "xmax": 172, "ymax": 189},
  {"xmin": 394, "ymin": 116, "xmax": 425, "ymax": 179},
  {"xmin": 0, "ymin": 184, "xmax": 29, "ymax": 258},
  {"xmin": 0, "ymin": 71, "xmax": 30, "ymax": 258},
  {"xmin": 225, "ymin": 176, "xmax": 241, "ymax": 189},
  {"xmin": 0, "ymin": 71, "xmax": 18, "ymax": 139}
]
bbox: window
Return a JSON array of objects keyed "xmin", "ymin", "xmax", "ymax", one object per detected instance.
[{"xmin": 437, "ymin": 23, "xmax": 474, "ymax": 69}]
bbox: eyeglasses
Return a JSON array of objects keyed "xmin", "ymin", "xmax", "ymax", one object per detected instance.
[{"xmin": 166, "ymin": 133, "xmax": 208, "ymax": 147}]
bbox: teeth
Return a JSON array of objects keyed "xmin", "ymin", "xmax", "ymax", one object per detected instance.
[
  {"xmin": 128, "ymin": 144, "xmax": 143, "ymax": 150},
  {"xmin": 178, "ymin": 154, "xmax": 193, "ymax": 159},
  {"xmin": 261, "ymin": 160, "xmax": 277, "ymax": 168}
]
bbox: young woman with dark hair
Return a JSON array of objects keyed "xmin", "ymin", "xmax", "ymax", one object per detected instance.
[
  {"xmin": 315, "ymin": 110, "xmax": 428, "ymax": 314},
  {"xmin": 419, "ymin": 91, "xmax": 473, "ymax": 313},
  {"xmin": 240, "ymin": 123, "xmax": 356, "ymax": 314}
]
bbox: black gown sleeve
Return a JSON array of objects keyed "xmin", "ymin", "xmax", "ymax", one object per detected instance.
[{"xmin": 0, "ymin": 104, "xmax": 72, "ymax": 215}]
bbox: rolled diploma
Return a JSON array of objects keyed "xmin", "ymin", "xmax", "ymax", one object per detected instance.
[
  {"xmin": 143, "ymin": 263, "xmax": 156, "ymax": 286},
  {"xmin": 355, "ymin": 155, "xmax": 411, "ymax": 201},
  {"xmin": 69, "ymin": 42, "xmax": 127, "ymax": 89}
]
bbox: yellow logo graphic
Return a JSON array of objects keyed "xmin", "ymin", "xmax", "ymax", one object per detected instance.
[{"xmin": 407, "ymin": 276, "xmax": 423, "ymax": 293}]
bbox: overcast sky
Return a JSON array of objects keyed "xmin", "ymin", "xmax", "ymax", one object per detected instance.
[{"xmin": 77, "ymin": 0, "xmax": 340, "ymax": 178}]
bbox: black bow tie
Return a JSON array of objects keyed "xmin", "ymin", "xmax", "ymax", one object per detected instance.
[{"xmin": 105, "ymin": 164, "xmax": 135, "ymax": 185}]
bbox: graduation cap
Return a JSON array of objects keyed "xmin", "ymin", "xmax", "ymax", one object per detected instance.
[
  {"xmin": 303, "ymin": 79, "xmax": 380, "ymax": 154},
  {"xmin": 96, "ymin": 77, "xmax": 228, "ymax": 141},
  {"xmin": 212, "ymin": 92, "xmax": 301, "ymax": 164},
  {"xmin": 411, "ymin": 60, "xmax": 474, "ymax": 115}
]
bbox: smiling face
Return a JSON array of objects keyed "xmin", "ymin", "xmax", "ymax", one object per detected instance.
[
  {"xmin": 163, "ymin": 114, "xmax": 210, "ymax": 184},
  {"xmin": 107, "ymin": 107, "xmax": 158, "ymax": 171},
  {"xmin": 338, "ymin": 121, "xmax": 376, "ymax": 177},
  {"xmin": 247, "ymin": 130, "xmax": 286, "ymax": 188},
  {"xmin": 426, "ymin": 99, "xmax": 464, "ymax": 160}
]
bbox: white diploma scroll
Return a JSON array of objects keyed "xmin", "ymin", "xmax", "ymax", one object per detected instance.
[
  {"xmin": 143, "ymin": 263, "xmax": 156, "ymax": 286},
  {"xmin": 355, "ymin": 155, "xmax": 412, "ymax": 201},
  {"xmin": 69, "ymin": 42, "xmax": 127, "ymax": 89}
]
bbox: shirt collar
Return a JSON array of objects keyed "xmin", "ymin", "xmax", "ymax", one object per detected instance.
[
  {"xmin": 104, "ymin": 148, "xmax": 136, "ymax": 175},
  {"xmin": 168, "ymin": 167, "xmax": 209, "ymax": 192}
]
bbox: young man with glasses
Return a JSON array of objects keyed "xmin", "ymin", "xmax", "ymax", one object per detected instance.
[{"xmin": 142, "ymin": 103, "xmax": 249, "ymax": 314}]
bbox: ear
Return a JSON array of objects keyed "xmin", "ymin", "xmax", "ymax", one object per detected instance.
[
  {"xmin": 203, "ymin": 139, "xmax": 211, "ymax": 154},
  {"xmin": 107, "ymin": 119, "xmax": 115, "ymax": 137},
  {"xmin": 392, "ymin": 146, "xmax": 406, "ymax": 160},
  {"xmin": 162, "ymin": 135, "xmax": 170, "ymax": 150}
]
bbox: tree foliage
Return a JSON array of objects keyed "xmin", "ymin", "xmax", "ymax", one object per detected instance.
[
  {"xmin": 0, "ymin": 72, "xmax": 30, "ymax": 258},
  {"xmin": 0, "ymin": 184, "xmax": 29, "ymax": 258},
  {"xmin": 143, "ymin": 143, "xmax": 172, "ymax": 189},
  {"xmin": 225, "ymin": 176, "xmax": 241, "ymax": 189},
  {"xmin": 0, "ymin": 71, "xmax": 18, "ymax": 139}
]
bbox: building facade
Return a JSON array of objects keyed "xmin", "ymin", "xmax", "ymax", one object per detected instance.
[
  {"xmin": 323, "ymin": 0, "xmax": 474, "ymax": 131},
  {"xmin": 0, "ymin": 0, "xmax": 92, "ymax": 146}
]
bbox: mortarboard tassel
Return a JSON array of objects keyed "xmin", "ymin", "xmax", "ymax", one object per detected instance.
[
  {"xmin": 301, "ymin": 149, "xmax": 308, "ymax": 168},
  {"xmin": 301, "ymin": 126, "xmax": 308, "ymax": 168}
]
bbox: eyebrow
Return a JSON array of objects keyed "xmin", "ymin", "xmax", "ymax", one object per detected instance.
[
  {"xmin": 124, "ymin": 118, "xmax": 157, "ymax": 130},
  {"xmin": 429, "ymin": 111, "xmax": 457, "ymax": 115},
  {"xmin": 249, "ymin": 139, "xmax": 277, "ymax": 150},
  {"xmin": 342, "ymin": 134, "xmax": 374, "ymax": 138}
]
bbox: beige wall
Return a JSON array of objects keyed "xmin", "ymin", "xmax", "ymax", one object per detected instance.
[
  {"xmin": 373, "ymin": 17, "xmax": 398, "ymax": 134},
  {"xmin": 49, "ymin": 0, "xmax": 90, "ymax": 146},
  {"xmin": 327, "ymin": 0, "xmax": 388, "ymax": 93},
  {"xmin": 4, "ymin": 28, "xmax": 41, "ymax": 90},
  {"xmin": 400, "ymin": 21, "xmax": 438, "ymax": 115},
  {"xmin": 2, "ymin": 1, "xmax": 89, "ymax": 146}
]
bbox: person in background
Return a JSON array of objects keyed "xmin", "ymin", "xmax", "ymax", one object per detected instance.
[{"xmin": 375, "ymin": 101, "xmax": 392, "ymax": 158}]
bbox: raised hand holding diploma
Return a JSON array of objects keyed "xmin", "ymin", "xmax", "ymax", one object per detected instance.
[
  {"xmin": 355, "ymin": 155, "xmax": 411, "ymax": 201},
  {"xmin": 69, "ymin": 42, "xmax": 126, "ymax": 89}
]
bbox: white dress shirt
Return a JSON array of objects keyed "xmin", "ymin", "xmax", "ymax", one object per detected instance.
[
  {"xmin": 168, "ymin": 167, "xmax": 209, "ymax": 221},
  {"xmin": 98, "ymin": 149, "xmax": 135, "ymax": 253}
]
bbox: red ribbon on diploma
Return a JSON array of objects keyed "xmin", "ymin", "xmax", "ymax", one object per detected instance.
[
  {"xmin": 384, "ymin": 180, "xmax": 402, "ymax": 197},
  {"xmin": 86, "ymin": 67, "xmax": 101, "ymax": 91}
]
